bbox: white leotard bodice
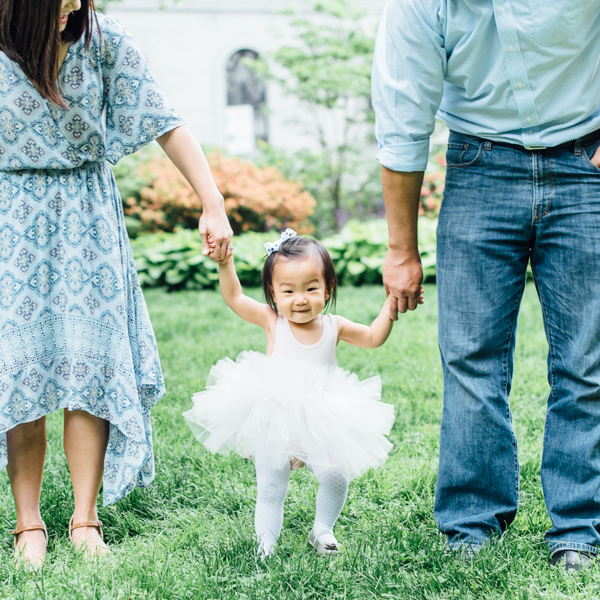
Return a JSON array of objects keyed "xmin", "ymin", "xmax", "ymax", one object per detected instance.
[{"xmin": 271, "ymin": 314, "xmax": 337, "ymax": 368}]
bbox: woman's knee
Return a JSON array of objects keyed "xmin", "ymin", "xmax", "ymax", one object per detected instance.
[{"xmin": 7, "ymin": 418, "xmax": 46, "ymax": 444}]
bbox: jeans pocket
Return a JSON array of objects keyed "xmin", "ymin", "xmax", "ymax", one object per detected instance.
[
  {"xmin": 582, "ymin": 141, "xmax": 600, "ymax": 174},
  {"xmin": 446, "ymin": 142, "xmax": 483, "ymax": 168}
]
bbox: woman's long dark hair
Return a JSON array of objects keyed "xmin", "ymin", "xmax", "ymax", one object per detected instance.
[{"xmin": 0, "ymin": 0, "xmax": 97, "ymax": 107}]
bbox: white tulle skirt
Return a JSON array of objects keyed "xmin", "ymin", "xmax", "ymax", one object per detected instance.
[{"xmin": 183, "ymin": 351, "xmax": 395, "ymax": 480}]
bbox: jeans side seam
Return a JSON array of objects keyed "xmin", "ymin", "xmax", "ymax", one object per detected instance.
[
  {"xmin": 502, "ymin": 277, "xmax": 525, "ymax": 498},
  {"xmin": 532, "ymin": 265, "xmax": 560, "ymax": 540},
  {"xmin": 533, "ymin": 270, "xmax": 558, "ymax": 406}
]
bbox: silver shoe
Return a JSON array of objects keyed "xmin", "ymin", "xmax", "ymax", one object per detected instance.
[{"xmin": 308, "ymin": 529, "xmax": 340, "ymax": 556}]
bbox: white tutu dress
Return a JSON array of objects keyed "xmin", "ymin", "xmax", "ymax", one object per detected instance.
[{"xmin": 183, "ymin": 314, "xmax": 395, "ymax": 481}]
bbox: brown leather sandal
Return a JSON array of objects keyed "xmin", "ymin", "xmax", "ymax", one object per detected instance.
[
  {"xmin": 12, "ymin": 522, "xmax": 48, "ymax": 564},
  {"xmin": 69, "ymin": 516, "xmax": 109, "ymax": 556}
]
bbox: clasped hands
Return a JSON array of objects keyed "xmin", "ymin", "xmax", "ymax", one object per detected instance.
[{"xmin": 199, "ymin": 209, "xmax": 233, "ymax": 263}]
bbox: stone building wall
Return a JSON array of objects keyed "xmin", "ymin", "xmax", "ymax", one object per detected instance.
[{"xmin": 108, "ymin": 0, "xmax": 386, "ymax": 153}]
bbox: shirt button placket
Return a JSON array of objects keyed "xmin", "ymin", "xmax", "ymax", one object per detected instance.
[{"xmin": 494, "ymin": 1, "xmax": 543, "ymax": 148}]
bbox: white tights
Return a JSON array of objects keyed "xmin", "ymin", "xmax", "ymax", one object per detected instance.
[{"xmin": 254, "ymin": 440, "xmax": 349, "ymax": 555}]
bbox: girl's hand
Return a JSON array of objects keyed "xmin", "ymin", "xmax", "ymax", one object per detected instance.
[
  {"xmin": 199, "ymin": 205, "xmax": 233, "ymax": 263},
  {"xmin": 206, "ymin": 235, "xmax": 217, "ymax": 256}
]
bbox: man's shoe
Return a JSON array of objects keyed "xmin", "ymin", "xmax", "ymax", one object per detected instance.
[
  {"xmin": 551, "ymin": 550, "xmax": 593, "ymax": 572},
  {"xmin": 450, "ymin": 546, "xmax": 479, "ymax": 562}
]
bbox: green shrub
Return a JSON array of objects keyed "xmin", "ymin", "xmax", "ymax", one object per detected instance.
[{"xmin": 131, "ymin": 218, "xmax": 438, "ymax": 291}]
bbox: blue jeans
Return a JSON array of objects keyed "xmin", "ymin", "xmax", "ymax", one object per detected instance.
[{"xmin": 435, "ymin": 130, "xmax": 600, "ymax": 557}]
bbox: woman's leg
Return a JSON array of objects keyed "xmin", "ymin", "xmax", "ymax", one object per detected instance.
[
  {"xmin": 312, "ymin": 469, "xmax": 348, "ymax": 544},
  {"xmin": 63, "ymin": 409, "xmax": 110, "ymax": 555},
  {"xmin": 6, "ymin": 418, "xmax": 48, "ymax": 563},
  {"xmin": 254, "ymin": 440, "xmax": 290, "ymax": 556}
]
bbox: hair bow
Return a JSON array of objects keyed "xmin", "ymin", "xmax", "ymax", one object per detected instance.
[{"xmin": 264, "ymin": 228, "xmax": 297, "ymax": 256}]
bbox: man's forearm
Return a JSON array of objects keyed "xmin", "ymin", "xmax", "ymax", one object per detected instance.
[
  {"xmin": 380, "ymin": 166, "xmax": 425, "ymax": 317},
  {"xmin": 381, "ymin": 166, "xmax": 424, "ymax": 256}
]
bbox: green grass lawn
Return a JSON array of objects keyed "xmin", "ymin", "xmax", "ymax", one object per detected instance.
[{"xmin": 2, "ymin": 284, "xmax": 600, "ymax": 599}]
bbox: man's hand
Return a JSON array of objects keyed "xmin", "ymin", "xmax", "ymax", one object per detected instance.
[
  {"xmin": 591, "ymin": 145, "xmax": 600, "ymax": 168},
  {"xmin": 380, "ymin": 166, "xmax": 425, "ymax": 320},
  {"xmin": 383, "ymin": 249, "xmax": 423, "ymax": 320}
]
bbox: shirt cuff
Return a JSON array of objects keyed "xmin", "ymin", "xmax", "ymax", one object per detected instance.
[{"xmin": 376, "ymin": 139, "xmax": 430, "ymax": 172}]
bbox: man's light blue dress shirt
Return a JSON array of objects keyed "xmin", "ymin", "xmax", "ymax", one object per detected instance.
[{"xmin": 372, "ymin": 0, "xmax": 600, "ymax": 172}]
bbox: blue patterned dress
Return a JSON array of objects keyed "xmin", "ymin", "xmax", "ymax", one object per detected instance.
[{"xmin": 0, "ymin": 14, "xmax": 184, "ymax": 505}]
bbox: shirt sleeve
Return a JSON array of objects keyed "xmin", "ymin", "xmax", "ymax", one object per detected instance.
[
  {"xmin": 100, "ymin": 16, "xmax": 185, "ymax": 165},
  {"xmin": 372, "ymin": 0, "xmax": 446, "ymax": 172}
]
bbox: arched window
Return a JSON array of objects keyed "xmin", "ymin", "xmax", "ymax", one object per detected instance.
[{"xmin": 227, "ymin": 49, "xmax": 268, "ymax": 142}]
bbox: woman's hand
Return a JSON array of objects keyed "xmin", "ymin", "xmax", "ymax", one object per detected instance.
[{"xmin": 200, "ymin": 204, "xmax": 233, "ymax": 263}]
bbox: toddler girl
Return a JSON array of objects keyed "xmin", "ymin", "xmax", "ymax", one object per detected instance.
[{"xmin": 184, "ymin": 229, "xmax": 421, "ymax": 557}]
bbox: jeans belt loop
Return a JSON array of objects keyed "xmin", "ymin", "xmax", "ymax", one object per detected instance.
[
  {"xmin": 574, "ymin": 140, "xmax": 582, "ymax": 156},
  {"xmin": 484, "ymin": 140, "xmax": 493, "ymax": 151}
]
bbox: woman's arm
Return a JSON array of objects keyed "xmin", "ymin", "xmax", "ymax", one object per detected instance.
[
  {"xmin": 337, "ymin": 289, "xmax": 423, "ymax": 348},
  {"xmin": 219, "ymin": 257, "xmax": 274, "ymax": 329},
  {"xmin": 157, "ymin": 126, "xmax": 233, "ymax": 262}
]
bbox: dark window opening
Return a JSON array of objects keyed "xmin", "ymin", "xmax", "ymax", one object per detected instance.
[{"xmin": 227, "ymin": 49, "xmax": 268, "ymax": 142}]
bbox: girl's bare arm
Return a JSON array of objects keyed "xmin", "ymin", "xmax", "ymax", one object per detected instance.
[
  {"xmin": 337, "ymin": 288, "xmax": 423, "ymax": 348},
  {"xmin": 218, "ymin": 257, "xmax": 274, "ymax": 329}
]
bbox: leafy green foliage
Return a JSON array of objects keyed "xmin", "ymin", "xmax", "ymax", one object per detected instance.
[
  {"xmin": 325, "ymin": 218, "xmax": 437, "ymax": 286},
  {"xmin": 251, "ymin": 0, "xmax": 376, "ymax": 232},
  {"xmin": 130, "ymin": 218, "xmax": 438, "ymax": 291},
  {"xmin": 131, "ymin": 229, "xmax": 267, "ymax": 290},
  {"xmin": 255, "ymin": 1, "xmax": 373, "ymax": 110}
]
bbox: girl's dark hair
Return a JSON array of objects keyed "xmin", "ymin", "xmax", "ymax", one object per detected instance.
[
  {"xmin": 0, "ymin": 0, "xmax": 98, "ymax": 108},
  {"xmin": 262, "ymin": 237, "xmax": 338, "ymax": 313}
]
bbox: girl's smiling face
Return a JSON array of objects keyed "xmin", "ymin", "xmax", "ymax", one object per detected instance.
[
  {"xmin": 271, "ymin": 255, "xmax": 330, "ymax": 324},
  {"xmin": 59, "ymin": 0, "xmax": 81, "ymax": 32}
]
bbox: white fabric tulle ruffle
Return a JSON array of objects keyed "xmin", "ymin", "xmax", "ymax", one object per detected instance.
[{"xmin": 183, "ymin": 351, "xmax": 395, "ymax": 481}]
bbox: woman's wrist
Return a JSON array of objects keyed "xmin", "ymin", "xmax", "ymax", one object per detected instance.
[{"xmin": 199, "ymin": 192, "xmax": 225, "ymax": 211}]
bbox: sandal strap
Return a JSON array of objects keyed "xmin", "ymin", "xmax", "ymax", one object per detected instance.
[
  {"xmin": 70, "ymin": 520, "xmax": 103, "ymax": 539},
  {"xmin": 12, "ymin": 523, "xmax": 47, "ymax": 539}
]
